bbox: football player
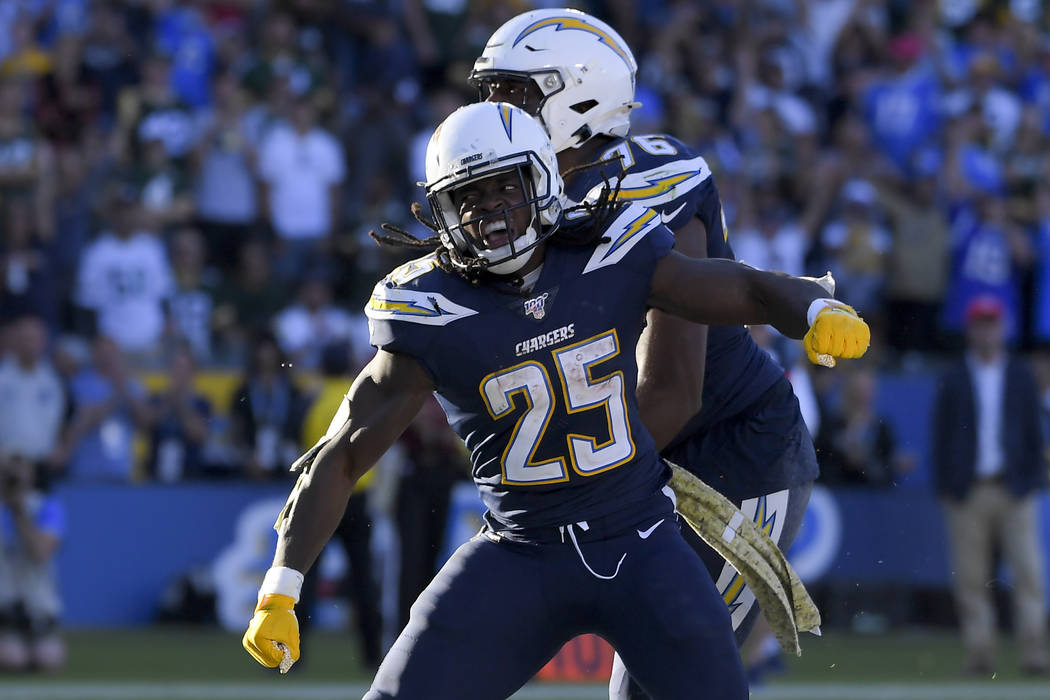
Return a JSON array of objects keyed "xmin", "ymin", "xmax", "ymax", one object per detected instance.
[
  {"xmin": 242, "ymin": 102, "xmax": 868, "ymax": 699},
  {"xmin": 470, "ymin": 9, "xmax": 823, "ymax": 696}
]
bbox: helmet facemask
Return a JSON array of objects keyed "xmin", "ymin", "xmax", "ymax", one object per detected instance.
[
  {"xmin": 471, "ymin": 70, "xmax": 564, "ymax": 126},
  {"xmin": 427, "ymin": 158, "xmax": 560, "ymax": 276}
]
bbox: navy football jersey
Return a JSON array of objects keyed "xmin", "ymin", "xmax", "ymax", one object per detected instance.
[
  {"xmin": 366, "ymin": 204, "xmax": 674, "ymax": 534},
  {"xmin": 563, "ymin": 134, "xmax": 786, "ymax": 449}
]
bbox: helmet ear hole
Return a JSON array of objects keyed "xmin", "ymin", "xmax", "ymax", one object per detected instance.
[{"xmin": 570, "ymin": 100, "xmax": 598, "ymax": 114}]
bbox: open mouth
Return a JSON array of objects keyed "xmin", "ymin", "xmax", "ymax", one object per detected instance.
[{"xmin": 481, "ymin": 219, "xmax": 512, "ymax": 249}]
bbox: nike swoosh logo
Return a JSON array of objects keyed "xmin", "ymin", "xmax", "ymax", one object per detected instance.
[
  {"xmin": 637, "ymin": 519, "xmax": 665, "ymax": 539},
  {"xmin": 660, "ymin": 202, "xmax": 687, "ymax": 224}
]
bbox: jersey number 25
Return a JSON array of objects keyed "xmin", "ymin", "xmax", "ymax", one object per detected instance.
[{"xmin": 480, "ymin": 330, "xmax": 636, "ymax": 486}]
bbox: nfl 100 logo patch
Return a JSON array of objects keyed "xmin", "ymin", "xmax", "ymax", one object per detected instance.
[{"xmin": 524, "ymin": 292, "xmax": 550, "ymax": 320}]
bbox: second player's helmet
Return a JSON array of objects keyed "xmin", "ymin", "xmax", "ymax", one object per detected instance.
[
  {"xmin": 424, "ymin": 102, "xmax": 564, "ymax": 276},
  {"xmin": 469, "ymin": 9, "xmax": 638, "ymax": 153}
]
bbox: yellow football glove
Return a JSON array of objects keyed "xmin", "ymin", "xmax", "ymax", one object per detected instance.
[
  {"xmin": 243, "ymin": 593, "xmax": 300, "ymax": 673},
  {"xmin": 802, "ymin": 300, "xmax": 870, "ymax": 367}
]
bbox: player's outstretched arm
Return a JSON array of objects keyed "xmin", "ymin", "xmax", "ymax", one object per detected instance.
[
  {"xmin": 243, "ymin": 349, "xmax": 433, "ymax": 672},
  {"xmin": 647, "ymin": 252, "xmax": 869, "ymax": 361}
]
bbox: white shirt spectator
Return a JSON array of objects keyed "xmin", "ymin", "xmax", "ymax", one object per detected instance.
[
  {"xmin": 195, "ymin": 111, "xmax": 259, "ymax": 224},
  {"xmin": 274, "ymin": 306, "xmax": 368, "ymax": 371},
  {"xmin": 257, "ymin": 123, "xmax": 345, "ymax": 240},
  {"xmin": 982, "ymin": 87, "xmax": 1023, "ymax": 151},
  {"xmin": 75, "ymin": 231, "xmax": 174, "ymax": 352},
  {"xmin": 801, "ymin": 0, "xmax": 857, "ymax": 88},
  {"xmin": 0, "ymin": 358, "xmax": 65, "ymax": 460},
  {"xmin": 731, "ymin": 223, "xmax": 808, "ymax": 276}
]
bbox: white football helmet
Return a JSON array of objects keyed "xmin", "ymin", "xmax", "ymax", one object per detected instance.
[
  {"xmin": 425, "ymin": 102, "xmax": 564, "ymax": 275},
  {"xmin": 470, "ymin": 9, "xmax": 638, "ymax": 153}
]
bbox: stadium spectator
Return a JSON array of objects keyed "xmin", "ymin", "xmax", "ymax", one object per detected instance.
[
  {"xmin": 229, "ymin": 332, "xmax": 306, "ymax": 480},
  {"xmin": 166, "ymin": 227, "xmax": 216, "ymax": 363},
  {"xmin": 211, "ymin": 238, "xmax": 286, "ymax": 360},
  {"xmin": 0, "ymin": 76, "xmax": 54, "ymax": 221},
  {"xmin": 79, "ymin": 2, "xmax": 139, "ymax": 123},
  {"xmin": 150, "ymin": 0, "xmax": 217, "ymax": 109},
  {"xmin": 730, "ymin": 179, "xmax": 808, "ymax": 276},
  {"xmin": 736, "ymin": 42, "xmax": 818, "ymax": 144},
  {"xmin": 0, "ymin": 197, "xmax": 59, "ymax": 328},
  {"xmin": 875, "ymin": 153, "xmax": 950, "ymax": 354},
  {"xmin": 132, "ymin": 136, "xmax": 195, "ymax": 234},
  {"xmin": 0, "ymin": 315, "xmax": 66, "ymax": 475},
  {"xmin": 393, "ymin": 396, "xmax": 469, "ymax": 633},
  {"xmin": 860, "ymin": 32, "xmax": 942, "ymax": 174},
  {"xmin": 73, "ymin": 182, "xmax": 174, "ymax": 360},
  {"xmin": 406, "ymin": 87, "xmax": 464, "ymax": 194},
  {"xmin": 815, "ymin": 178, "xmax": 890, "ymax": 316},
  {"xmin": 963, "ymin": 52, "xmax": 1023, "ymax": 153},
  {"xmin": 341, "ymin": 171, "xmax": 419, "ymax": 303},
  {"xmin": 241, "ymin": 11, "xmax": 322, "ymax": 101},
  {"xmin": 0, "ymin": 12, "xmax": 53, "ymax": 79},
  {"xmin": 940, "ymin": 192, "xmax": 1033, "ymax": 345},
  {"xmin": 816, "ymin": 365, "xmax": 904, "ymax": 487},
  {"xmin": 193, "ymin": 70, "xmax": 260, "ymax": 272},
  {"xmin": 0, "ymin": 455, "xmax": 65, "ymax": 673},
  {"xmin": 34, "ymin": 36, "xmax": 102, "ymax": 147},
  {"xmin": 1003, "ymin": 107, "xmax": 1046, "ymax": 200},
  {"xmin": 256, "ymin": 92, "xmax": 345, "ymax": 281},
  {"xmin": 146, "ymin": 344, "xmax": 211, "ymax": 483},
  {"xmin": 49, "ymin": 145, "xmax": 97, "ymax": 329},
  {"xmin": 296, "ymin": 340, "xmax": 382, "ymax": 670},
  {"xmin": 932, "ymin": 295, "xmax": 1048, "ymax": 675},
  {"xmin": 114, "ymin": 53, "xmax": 199, "ymax": 164},
  {"xmin": 273, "ymin": 277, "xmax": 364, "ymax": 372},
  {"xmin": 58, "ymin": 334, "xmax": 153, "ymax": 482},
  {"xmin": 804, "ymin": 0, "xmax": 882, "ymax": 93}
]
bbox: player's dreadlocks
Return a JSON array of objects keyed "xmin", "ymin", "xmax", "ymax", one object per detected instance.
[{"xmin": 369, "ymin": 155, "xmax": 626, "ymax": 286}]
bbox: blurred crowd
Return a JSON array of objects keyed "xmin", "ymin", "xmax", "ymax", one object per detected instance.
[
  {"xmin": 0, "ymin": 0, "xmax": 1049, "ymax": 477},
  {"xmin": 2, "ymin": 0, "xmax": 1050, "ymax": 671}
]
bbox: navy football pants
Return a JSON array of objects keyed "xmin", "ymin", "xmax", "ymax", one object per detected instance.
[
  {"xmin": 609, "ymin": 389, "xmax": 819, "ymax": 700},
  {"xmin": 363, "ymin": 507, "xmax": 747, "ymax": 700},
  {"xmin": 608, "ymin": 482, "xmax": 812, "ymax": 700}
]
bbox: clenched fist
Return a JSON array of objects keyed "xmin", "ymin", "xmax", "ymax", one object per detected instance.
[
  {"xmin": 243, "ymin": 593, "xmax": 300, "ymax": 673},
  {"xmin": 803, "ymin": 300, "xmax": 870, "ymax": 367}
]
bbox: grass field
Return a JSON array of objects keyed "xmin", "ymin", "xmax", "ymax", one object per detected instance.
[{"xmin": 0, "ymin": 627, "xmax": 1048, "ymax": 699}]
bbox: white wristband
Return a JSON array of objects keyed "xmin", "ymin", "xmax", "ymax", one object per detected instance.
[
  {"xmin": 260, "ymin": 566, "xmax": 304, "ymax": 603},
  {"xmin": 806, "ymin": 298, "xmax": 840, "ymax": 327}
]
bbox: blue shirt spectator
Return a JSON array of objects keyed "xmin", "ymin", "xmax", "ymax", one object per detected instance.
[
  {"xmin": 62, "ymin": 337, "xmax": 153, "ymax": 482},
  {"xmin": 942, "ymin": 201, "xmax": 1025, "ymax": 340},
  {"xmin": 863, "ymin": 39, "xmax": 942, "ymax": 173},
  {"xmin": 147, "ymin": 346, "xmax": 212, "ymax": 482},
  {"xmin": 154, "ymin": 7, "xmax": 216, "ymax": 108}
]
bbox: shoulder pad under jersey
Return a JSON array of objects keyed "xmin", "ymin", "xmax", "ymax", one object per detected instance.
[
  {"xmin": 365, "ymin": 254, "xmax": 479, "ymax": 327},
  {"xmin": 583, "ymin": 203, "xmax": 669, "ymax": 274}
]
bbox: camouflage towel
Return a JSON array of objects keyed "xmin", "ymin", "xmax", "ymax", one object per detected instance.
[{"xmin": 669, "ymin": 465, "xmax": 822, "ymax": 655}]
